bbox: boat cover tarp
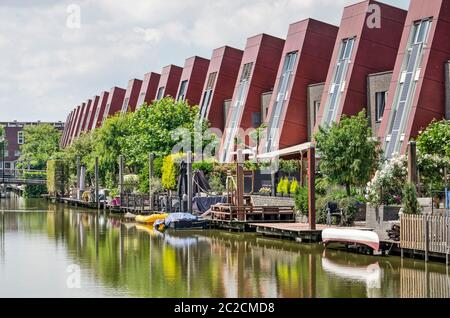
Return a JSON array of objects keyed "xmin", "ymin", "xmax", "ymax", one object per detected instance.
[
  {"xmin": 177, "ymin": 164, "xmax": 212, "ymax": 197},
  {"xmin": 193, "ymin": 196, "xmax": 227, "ymax": 213},
  {"xmin": 193, "ymin": 170, "xmax": 211, "ymax": 194},
  {"xmin": 154, "ymin": 212, "xmax": 198, "ymax": 228}
]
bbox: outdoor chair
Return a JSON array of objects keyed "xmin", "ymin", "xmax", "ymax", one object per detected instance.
[{"xmin": 326, "ymin": 201, "xmax": 343, "ymax": 226}]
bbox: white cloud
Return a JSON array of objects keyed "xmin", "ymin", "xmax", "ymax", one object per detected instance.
[{"xmin": 0, "ymin": 0, "xmax": 409, "ymax": 122}]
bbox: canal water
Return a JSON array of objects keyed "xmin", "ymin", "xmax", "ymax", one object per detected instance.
[{"xmin": 1, "ymin": 193, "xmax": 449, "ymax": 298}]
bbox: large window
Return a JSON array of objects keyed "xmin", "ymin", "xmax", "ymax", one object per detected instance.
[
  {"xmin": 136, "ymin": 92, "xmax": 146, "ymax": 109},
  {"xmin": 177, "ymin": 80, "xmax": 188, "ymax": 101},
  {"xmin": 92, "ymin": 104, "xmax": 101, "ymax": 131},
  {"xmin": 375, "ymin": 91, "xmax": 387, "ymax": 123},
  {"xmin": 156, "ymin": 87, "xmax": 165, "ymax": 101},
  {"xmin": 322, "ymin": 37, "xmax": 355, "ymax": 126},
  {"xmin": 199, "ymin": 72, "xmax": 217, "ymax": 120},
  {"xmin": 384, "ymin": 18, "xmax": 432, "ymax": 158},
  {"xmin": 102, "ymin": 103, "xmax": 111, "ymax": 124},
  {"xmin": 84, "ymin": 107, "xmax": 93, "ymax": 130},
  {"xmin": 313, "ymin": 101, "xmax": 321, "ymax": 126},
  {"xmin": 221, "ymin": 62, "xmax": 253, "ymax": 162},
  {"xmin": 17, "ymin": 131, "xmax": 24, "ymax": 145},
  {"xmin": 264, "ymin": 51, "xmax": 298, "ymax": 153},
  {"xmin": 121, "ymin": 97, "xmax": 130, "ymax": 114}
]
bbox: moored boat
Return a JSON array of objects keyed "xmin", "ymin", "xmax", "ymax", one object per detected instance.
[
  {"xmin": 322, "ymin": 228, "xmax": 380, "ymax": 251},
  {"xmin": 135, "ymin": 213, "xmax": 168, "ymax": 224}
]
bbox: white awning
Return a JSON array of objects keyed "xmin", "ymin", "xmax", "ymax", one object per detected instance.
[{"xmin": 257, "ymin": 142, "xmax": 312, "ymax": 160}]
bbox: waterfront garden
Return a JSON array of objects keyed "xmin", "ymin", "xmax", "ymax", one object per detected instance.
[{"xmin": 4, "ymin": 97, "xmax": 449, "ymax": 228}]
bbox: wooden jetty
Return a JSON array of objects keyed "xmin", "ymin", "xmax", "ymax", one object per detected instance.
[{"xmin": 250, "ymin": 223, "xmax": 330, "ymax": 242}]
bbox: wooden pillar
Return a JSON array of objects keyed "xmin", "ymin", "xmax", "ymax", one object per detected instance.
[
  {"xmin": 308, "ymin": 146, "xmax": 316, "ymax": 230},
  {"xmin": 95, "ymin": 157, "xmax": 99, "ymax": 211},
  {"xmin": 187, "ymin": 151, "xmax": 193, "ymax": 214},
  {"xmin": 76, "ymin": 156, "xmax": 81, "ymax": 199},
  {"xmin": 236, "ymin": 149, "xmax": 245, "ymax": 221},
  {"xmin": 149, "ymin": 153, "xmax": 154, "ymax": 211},
  {"xmin": 408, "ymin": 141, "xmax": 417, "ymax": 185},
  {"xmin": 118, "ymin": 155, "xmax": 124, "ymax": 196},
  {"xmin": 79, "ymin": 165, "xmax": 86, "ymax": 193}
]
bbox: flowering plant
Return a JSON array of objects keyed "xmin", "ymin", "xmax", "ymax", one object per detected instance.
[{"xmin": 365, "ymin": 155, "xmax": 407, "ymax": 206}]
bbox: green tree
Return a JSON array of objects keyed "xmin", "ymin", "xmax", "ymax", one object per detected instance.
[
  {"xmin": 19, "ymin": 124, "xmax": 61, "ymax": 169},
  {"xmin": 63, "ymin": 132, "xmax": 96, "ymax": 186},
  {"xmin": 124, "ymin": 98, "xmax": 212, "ymax": 169},
  {"xmin": 94, "ymin": 112, "xmax": 131, "ymax": 187},
  {"xmin": 402, "ymin": 182, "xmax": 421, "ymax": 214},
  {"xmin": 0, "ymin": 124, "xmax": 5, "ymax": 148},
  {"xmin": 416, "ymin": 119, "xmax": 450, "ymax": 158},
  {"xmin": 416, "ymin": 119, "xmax": 450, "ymax": 194},
  {"xmin": 249, "ymin": 123, "xmax": 267, "ymax": 156},
  {"xmin": 314, "ymin": 110, "xmax": 381, "ymax": 196}
]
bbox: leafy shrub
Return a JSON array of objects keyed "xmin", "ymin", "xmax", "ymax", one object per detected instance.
[
  {"xmin": 279, "ymin": 159, "xmax": 298, "ymax": 176},
  {"xmin": 46, "ymin": 160, "xmax": 68, "ymax": 197},
  {"xmin": 290, "ymin": 178, "xmax": 299, "ymax": 195},
  {"xmin": 338, "ymin": 197, "xmax": 358, "ymax": 226},
  {"xmin": 402, "ymin": 182, "xmax": 421, "ymax": 215},
  {"xmin": 315, "ymin": 176, "xmax": 330, "ymax": 196},
  {"xmin": 162, "ymin": 155, "xmax": 177, "ymax": 190},
  {"xmin": 123, "ymin": 174, "xmax": 139, "ymax": 193},
  {"xmin": 294, "ymin": 186, "xmax": 309, "ymax": 216},
  {"xmin": 192, "ymin": 160, "xmax": 215, "ymax": 176},
  {"xmin": 149, "ymin": 178, "xmax": 163, "ymax": 196},
  {"xmin": 277, "ymin": 177, "xmax": 290, "ymax": 196},
  {"xmin": 209, "ymin": 173, "xmax": 225, "ymax": 193},
  {"xmin": 23, "ymin": 171, "xmax": 47, "ymax": 198},
  {"xmin": 315, "ymin": 188, "xmax": 357, "ymax": 226}
]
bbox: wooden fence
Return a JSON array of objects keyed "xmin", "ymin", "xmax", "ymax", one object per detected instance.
[{"xmin": 401, "ymin": 214, "xmax": 450, "ymax": 258}]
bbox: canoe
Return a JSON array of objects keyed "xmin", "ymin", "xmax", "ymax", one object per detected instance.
[
  {"xmin": 322, "ymin": 228, "xmax": 380, "ymax": 251},
  {"xmin": 135, "ymin": 213, "xmax": 168, "ymax": 224}
]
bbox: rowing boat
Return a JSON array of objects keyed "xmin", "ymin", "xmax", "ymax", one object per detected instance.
[{"xmin": 322, "ymin": 228, "xmax": 380, "ymax": 251}]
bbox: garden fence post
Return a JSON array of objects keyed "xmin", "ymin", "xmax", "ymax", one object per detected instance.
[
  {"xmin": 187, "ymin": 151, "xmax": 193, "ymax": 214},
  {"xmin": 236, "ymin": 149, "xmax": 245, "ymax": 221},
  {"xmin": 95, "ymin": 157, "xmax": 99, "ymax": 211},
  {"xmin": 76, "ymin": 156, "xmax": 80, "ymax": 200},
  {"xmin": 119, "ymin": 155, "xmax": 124, "ymax": 198},
  {"xmin": 149, "ymin": 153, "xmax": 154, "ymax": 211},
  {"xmin": 308, "ymin": 145, "xmax": 316, "ymax": 230}
]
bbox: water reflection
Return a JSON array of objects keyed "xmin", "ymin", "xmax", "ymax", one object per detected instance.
[{"xmin": 1, "ymin": 194, "xmax": 450, "ymax": 298}]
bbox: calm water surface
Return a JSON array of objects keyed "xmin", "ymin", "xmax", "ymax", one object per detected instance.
[{"xmin": 1, "ymin": 193, "xmax": 449, "ymax": 298}]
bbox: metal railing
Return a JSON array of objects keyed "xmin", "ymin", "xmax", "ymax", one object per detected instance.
[{"xmin": 0, "ymin": 169, "xmax": 47, "ymax": 184}]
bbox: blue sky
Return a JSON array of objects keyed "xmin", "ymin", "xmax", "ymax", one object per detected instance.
[{"xmin": 0, "ymin": 0, "xmax": 410, "ymax": 122}]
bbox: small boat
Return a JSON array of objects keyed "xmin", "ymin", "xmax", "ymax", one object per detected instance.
[
  {"xmin": 322, "ymin": 228, "xmax": 380, "ymax": 251},
  {"xmin": 135, "ymin": 213, "xmax": 168, "ymax": 224},
  {"xmin": 154, "ymin": 213, "xmax": 207, "ymax": 232}
]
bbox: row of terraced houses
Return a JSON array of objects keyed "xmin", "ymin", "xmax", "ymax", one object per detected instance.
[{"xmin": 60, "ymin": 0, "xmax": 450, "ymax": 163}]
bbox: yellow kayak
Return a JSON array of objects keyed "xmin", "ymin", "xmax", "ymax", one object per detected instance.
[{"xmin": 135, "ymin": 213, "xmax": 168, "ymax": 224}]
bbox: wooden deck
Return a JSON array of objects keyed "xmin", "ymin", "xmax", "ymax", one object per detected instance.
[
  {"xmin": 250, "ymin": 223, "xmax": 329, "ymax": 242},
  {"xmin": 250, "ymin": 223, "xmax": 375, "ymax": 243}
]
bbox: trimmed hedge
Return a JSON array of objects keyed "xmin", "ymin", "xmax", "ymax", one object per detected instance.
[
  {"xmin": 23, "ymin": 171, "xmax": 47, "ymax": 198},
  {"xmin": 46, "ymin": 160, "xmax": 69, "ymax": 197}
]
